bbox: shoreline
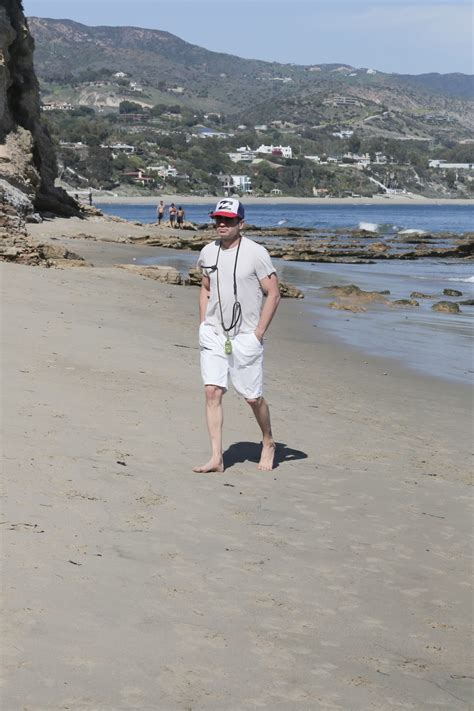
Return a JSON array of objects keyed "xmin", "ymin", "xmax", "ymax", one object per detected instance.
[
  {"xmin": 92, "ymin": 193, "xmax": 474, "ymax": 207},
  {"xmin": 26, "ymin": 217, "xmax": 473, "ymax": 386}
]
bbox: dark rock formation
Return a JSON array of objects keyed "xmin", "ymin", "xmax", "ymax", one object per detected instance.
[
  {"xmin": 443, "ymin": 288, "xmax": 463, "ymax": 297},
  {"xmin": 392, "ymin": 299, "xmax": 420, "ymax": 307},
  {"xmin": 410, "ymin": 291, "xmax": 431, "ymax": 299},
  {"xmin": 0, "ymin": 0, "xmax": 78, "ymax": 259},
  {"xmin": 432, "ymin": 301, "xmax": 461, "ymax": 314}
]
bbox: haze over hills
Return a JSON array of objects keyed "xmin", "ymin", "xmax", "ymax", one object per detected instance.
[{"xmin": 29, "ymin": 17, "xmax": 473, "ymax": 124}]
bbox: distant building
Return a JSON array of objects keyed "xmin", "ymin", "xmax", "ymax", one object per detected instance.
[
  {"xmin": 256, "ymin": 144, "xmax": 293, "ymax": 159},
  {"xmin": 114, "ymin": 71, "xmax": 128, "ymax": 78},
  {"xmin": 268, "ymin": 77, "xmax": 293, "ymax": 83},
  {"xmin": 304, "ymin": 155, "xmax": 321, "ymax": 163},
  {"xmin": 228, "ymin": 147, "xmax": 257, "ymax": 163},
  {"xmin": 429, "ymin": 160, "xmax": 474, "ymax": 170},
  {"xmin": 343, "ymin": 152, "xmax": 371, "ymax": 167},
  {"xmin": 193, "ymin": 126, "xmax": 233, "ymax": 139},
  {"xmin": 219, "ymin": 174, "xmax": 252, "ymax": 194},
  {"xmin": 323, "ymin": 96, "xmax": 360, "ymax": 107},
  {"xmin": 41, "ymin": 102, "xmax": 74, "ymax": 111},
  {"xmin": 121, "ymin": 169, "xmax": 153, "ymax": 186},
  {"xmin": 332, "ymin": 129, "xmax": 354, "ymax": 139},
  {"xmin": 102, "ymin": 143, "xmax": 135, "ymax": 155}
]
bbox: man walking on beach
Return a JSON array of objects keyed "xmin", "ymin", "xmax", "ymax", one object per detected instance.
[{"xmin": 193, "ymin": 198, "xmax": 281, "ymax": 473}]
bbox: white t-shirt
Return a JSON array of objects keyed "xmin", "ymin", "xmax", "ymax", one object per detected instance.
[{"xmin": 197, "ymin": 237, "xmax": 277, "ymax": 335}]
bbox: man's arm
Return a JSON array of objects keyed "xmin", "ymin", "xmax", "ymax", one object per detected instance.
[
  {"xmin": 255, "ymin": 273, "xmax": 281, "ymax": 341},
  {"xmin": 199, "ymin": 274, "xmax": 210, "ymax": 323}
]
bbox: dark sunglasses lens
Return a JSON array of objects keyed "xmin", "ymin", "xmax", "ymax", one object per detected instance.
[{"xmin": 214, "ymin": 216, "xmax": 235, "ymax": 225}]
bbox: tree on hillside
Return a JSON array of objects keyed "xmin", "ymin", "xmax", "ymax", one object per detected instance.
[{"xmin": 119, "ymin": 100, "xmax": 144, "ymax": 114}]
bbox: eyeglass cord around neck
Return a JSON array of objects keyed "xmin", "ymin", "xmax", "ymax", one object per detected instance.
[{"xmin": 215, "ymin": 238, "xmax": 242, "ymax": 336}]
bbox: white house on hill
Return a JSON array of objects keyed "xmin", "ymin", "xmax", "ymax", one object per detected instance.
[{"xmin": 256, "ymin": 144, "xmax": 293, "ymax": 159}]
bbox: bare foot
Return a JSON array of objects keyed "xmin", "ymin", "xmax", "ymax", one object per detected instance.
[
  {"xmin": 193, "ymin": 458, "xmax": 224, "ymax": 473},
  {"xmin": 258, "ymin": 441, "xmax": 276, "ymax": 471}
]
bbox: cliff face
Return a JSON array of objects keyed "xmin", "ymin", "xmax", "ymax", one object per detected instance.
[{"xmin": 0, "ymin": 0, "xmax": 77, "ymax": 251}]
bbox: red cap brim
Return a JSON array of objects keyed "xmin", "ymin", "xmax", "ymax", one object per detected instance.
[{"xmin": 212, "ymin": 211, "xmax": 239, "ymax": 218}]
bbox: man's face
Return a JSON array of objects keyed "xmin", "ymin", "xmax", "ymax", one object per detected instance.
[{"xmin": 214, "ymin": 215, "xmax": 242, "ymax": 241}]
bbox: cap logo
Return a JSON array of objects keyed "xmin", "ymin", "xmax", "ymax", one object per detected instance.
[{"xmin": 216, "ymin": 199, "xmax": 235, "ymax": 211}]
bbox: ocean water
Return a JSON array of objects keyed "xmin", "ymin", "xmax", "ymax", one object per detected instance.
[
  {"xmin": 98, "ymin": 201, "xmax": 473, "ymax": 234},
  {"xmin": 97, "ymin": 202, "xmax": 474, "ymax": 384}
]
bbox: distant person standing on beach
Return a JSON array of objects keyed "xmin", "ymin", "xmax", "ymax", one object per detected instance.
[
  {"xmin": 176, "ymin": 206, "xmax": 185, "ymax": 229},
  {"xmin": 193, "ymin": 198, "xmax": 281, "ymax": 473},
  {"xmin": 169, "ymin": 203, "xmax": 177, "ymax": 227},
  {"xmin": 88, "ymin": 189, "xmax": 92, "ymax": 206},
  {"xmin": 156, "ymin": 200, "xmax": 165, "ymax": 225}
]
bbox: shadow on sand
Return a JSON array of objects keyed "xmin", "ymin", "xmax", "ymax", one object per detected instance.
[{"xmin": 223, "ymin": 441, "xmax": 307, "ymax": 470}]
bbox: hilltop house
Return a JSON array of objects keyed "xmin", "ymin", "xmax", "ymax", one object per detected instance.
[
  {"xmin": 193, "ymin": 126, "xmax": 233, "ymax": 139},
  {"xmin": 256, "ymin": 144, "xmax": 293, "ymax": 159},
  {"xmin": 101, "ymin": 143, "xmax": 135, "ymax": 155},
  {"xmin": 228, "ymin": 146, "xmax": 257, "ymax": 163},
  {"xmin": 332, "ymin": 129, "xmax": 354, "ymax": 139},
  {"xmin": 429, "ymin": 160, "xmax": 474, "ymax": 170},
  {"xmin": 342, "ymin": 152, "xmax": 371, "ymax": 167},
  {"xmin": 147, "ymin": 164, "xmax": 179, "ymax": 178}
]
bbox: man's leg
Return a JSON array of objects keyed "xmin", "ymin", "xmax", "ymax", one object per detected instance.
[
  {"xmin": 193, "ymin": 385, "xmax": 225, "ymax": 473},
  {"xmin": 245, "ymin": 396, "xmax": 276, "ymax": 471}
]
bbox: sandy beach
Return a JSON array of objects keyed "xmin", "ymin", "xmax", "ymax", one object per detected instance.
[
  {"xmin": 91, "ymin": 193, "xmax": 474, "ymax": 207},
  {"xmin": 1, "ymin": 218, "xmax": 472, "ymax": 709}
]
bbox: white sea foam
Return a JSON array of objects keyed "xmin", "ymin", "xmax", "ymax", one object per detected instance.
[
  {"xmin": 398, "ymin": 229, "xmax": 427, "ymax": 236},
  {"xmin": 447, "ymin": 276, "xmax": 474, "ymax": 283},
  {"xmin": 359, "ymin": 222, "xmax": 379, "ymax": 232}
]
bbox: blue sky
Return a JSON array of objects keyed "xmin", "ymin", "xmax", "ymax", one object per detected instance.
[{"xmin": 23, "ymin": 0, "xmax": 473, "ymax": 74}]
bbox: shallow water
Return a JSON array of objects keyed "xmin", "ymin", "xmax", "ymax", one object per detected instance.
[
  {"xmin": 277, "ymin": 259, "xmax": 473, "ymax": 384},
  {"xmin": 97, "ymin": 203, "xmax": 474, "ymax": 384}
]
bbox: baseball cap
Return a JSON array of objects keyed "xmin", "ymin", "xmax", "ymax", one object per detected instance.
[{"xmin": 211, "ymin": 198, "xmax": 245, "ymax": 220}]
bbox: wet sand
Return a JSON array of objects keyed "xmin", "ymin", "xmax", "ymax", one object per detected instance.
[{"xmin": 1, "ymin": 220, "xmax": 472, "ymax": 709}]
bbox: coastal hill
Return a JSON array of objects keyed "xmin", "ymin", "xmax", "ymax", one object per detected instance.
[
  {"xmin": 29, "ymin": 17, "xmax": 473, "ymax": 128},
  {"xmin": 24, "ymin": 17, "xmax": 474, "ymax": 198}
]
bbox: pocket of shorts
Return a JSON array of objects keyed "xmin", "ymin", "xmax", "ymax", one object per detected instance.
[
  {"xmin": 242, "ymin": 332, "xmax": 263, "ymax": 354},
  {"xmin": 199, "ymin": 322, "xmax": 214, "ymax": 346},
  {"xmin": 251, "ymin": 333, "xmax": 264, "ymax": 349},
  {"xmin": 198, "ymin": 322, "xmax": 206, "ymax": 344}
]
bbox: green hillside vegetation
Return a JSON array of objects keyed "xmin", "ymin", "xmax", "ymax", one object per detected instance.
[{"xmin": 31, "ymin": 17, "xmax": 474, "ymax": 198}]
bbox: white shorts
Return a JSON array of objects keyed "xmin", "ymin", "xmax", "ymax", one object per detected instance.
[{"xmin": 199, "ymin": 323, "xmax": 264, "ymax": 399}]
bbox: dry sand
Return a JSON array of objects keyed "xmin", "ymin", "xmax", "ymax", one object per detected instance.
[
  {"xmin": 91, "ymin": 193, "xmax": 474, "ymax": 206},
  {"xmin": 1, "ymin": 219, "xmax": 472, "ymax": 710}
]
